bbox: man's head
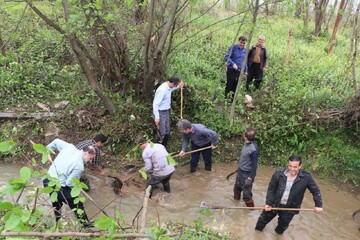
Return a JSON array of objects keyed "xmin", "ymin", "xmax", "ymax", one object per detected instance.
[
  {"xmin": 178, "ymin": 119, "xmax": 192, "ymax": 134},
  {"xmin": 168, "ymin": 76, "xmax": 182, "ymax": 88},
  {"xmin": 238, "ymin": 36, "xmax": 247, "ymax": 48},
  {"xmin": 93, "ymin": 134, "xmax": 107, "ymax": 147},
  {"xmin": 136, "ymin": 136, "xmax": 148, "ymax": 150},
  {"xmin": 287, "ymin": 155, "xmax": 302, "ymax": 178},
  {"xmin": 244, "ymin": 128, "xmax": 255, "ymax": 142},
  {"xmin": 82, "ymin": 145, "xmax": 96, "ymax": 164},
  {"xmin": 257, "ymin": 35, "xmax": 266, "ymax": 46}
]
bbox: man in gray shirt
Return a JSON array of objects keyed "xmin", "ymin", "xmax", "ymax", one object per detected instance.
[
  {"xmin": 178, "ymin": 119, "xmax": 219, "ymax": 173},
  {"xmin": 233, "ymin": 128, "xmax": 259, "ymax": 207}
]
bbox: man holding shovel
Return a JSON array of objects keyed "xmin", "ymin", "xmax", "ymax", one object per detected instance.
[
  {"xmin": 233, "ymin": 128, "xmax": 259, "ymax": 207},
  {"xmin": 255, "ymin": 155, "xmax": 323, "ymax": 234},
  {"xmin": 178, "ymin": 119, "xmax": 219, "ymax": 173}
]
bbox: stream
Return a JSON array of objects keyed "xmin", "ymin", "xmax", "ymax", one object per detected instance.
[{"xmin": 1, "ymin": 162, "xmax": 359, "ymax": 239}]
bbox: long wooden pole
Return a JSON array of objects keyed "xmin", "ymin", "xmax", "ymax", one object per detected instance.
[{"xmin": 200, "ymin": 202, "xmax": 314, "ymax": 211}]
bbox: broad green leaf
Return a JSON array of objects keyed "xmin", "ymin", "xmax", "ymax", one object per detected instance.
[
  {"xmin": 0, "ymin": 202, "xmax": 13, "ymax": 210},
  {"xmin": 19, "ymin": 167, "xmax": 32, "ymax": 182},
  {"xmin": 71, "ymin": 186, "xmax": 81, "ymax": 197},
  {"xmin": 139, "ymin": 168, "xmax": 147, "ymax": 180},
  {"xmin": 166, "ymin": 154, "xmax": 177, "ymax": 166},
  {"xmin": 74, "ymin": 197, "xmax": 80, "ymax": 204},
  {"xmin": 5, "ymin": 213, "xmax": 21, "ymax": 231},
  {"xmin": 21, "ymin": 210, "xmax": 31, "ymax": 222},
  {"xmin": 42, "ymin": 153, "xmax": 49, "ymax": 164},
  {"xmin": 32, "ymin": 143, "xmax": 49, "ymax": 154},
  {"xmin": 0, "ymin": 140, "xmax": 16, "ymax": 152},
  {"xmin": 50, "ymin": 192, "xmax": 58, "ymax": 202},
  {"xmin": 41, "ymin": 186, "xmax": 54, "ymax": 194}
]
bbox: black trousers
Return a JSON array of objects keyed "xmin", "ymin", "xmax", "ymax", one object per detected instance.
[
  {"xmin": 43, "ymin": 179, "xmax": 89, "ymax": 223},
  {"xmin": 233, "ymin": 170, "xmax": 254, "ymax": 202},
  {"xmin": 225, "ymin": 68, "xmax": 240, "ymax": 101},
  {"xmin": 255, "ymin": 207, "xmax": 295, "ymax": 234},
  {"xmin": 246, "ymin": 63, "xmax": 263, "ymax": 92},
  {"xmin": 191, "ymin": 142, "xmax": 212, "ymax": 170}
]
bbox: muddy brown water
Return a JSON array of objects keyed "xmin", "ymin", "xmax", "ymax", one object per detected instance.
[{"xmin": 1, "ymin": 162, "xmax": 359, "ymax": 239}]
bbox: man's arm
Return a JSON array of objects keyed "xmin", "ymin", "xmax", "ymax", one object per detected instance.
[
  {"xmin": 66, "ymin": 167, "xmax": 83, "ymax": 187},
  {"xmin": 265, "ymin": 172, "xmax": 279, "ymax": 206},
  {"xmin": 224, "ymin": 46, "xmax": 234, "ymax": 66},
  {"xmin": 249, "ymin": 147, "xmax": 259, "ymax": 179},
  {"xmin": 46, "ymin": 139, "xmax": 69, "ymax": 152},
  {"xmin": 307, "ymin": 175, "xmax": 323, "ymax": 208},
  {"xmin": 263, "ymin": 47, "xmax": 268, "ymax": 70},
  {"xmin": 153, "ymin": 89, "xmax": 165, "ymax": 122}
]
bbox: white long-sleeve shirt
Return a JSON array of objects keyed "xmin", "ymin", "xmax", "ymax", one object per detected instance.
[
  {"xmin": 142, "ymin": 143, "xmax": 175, "ymax": 177},
  {"xmin": 152, "ymin": 82, "xmax": 179, "ymax": 120},
  {"xmin": 46, "ymin": 139, "xmax": 84, "ymax": 187}
]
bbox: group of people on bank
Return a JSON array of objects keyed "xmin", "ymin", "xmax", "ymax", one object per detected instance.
[{"xmin": 42, "ymin": 35, "xmax": 322, "ymax": 234}]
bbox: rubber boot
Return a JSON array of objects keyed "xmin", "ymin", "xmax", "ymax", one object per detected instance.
[
  {"xmin": 162, "ymin": 181, "xmax": 170, "ymax": 193},
  {"xmin": 205, "ymin": 165, "xmax": 212, "ymax": 171},
  {"xmin": 190, "ymin": 166, "xmax": 197, "ymax": 173},
  {"xmin": 245, "ymin": 199, "xmax": 255, "ymax": 208},
  {"xmin": 161, "ymin": 134, "xmax": 169, "ymax": 148},
  {"xmin": 234, "ymin": 192, "xmax": 241, "ymax": 200}
]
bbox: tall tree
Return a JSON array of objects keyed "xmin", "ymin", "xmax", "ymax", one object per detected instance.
[
  {"xmin": 328, "ymin": 0, "xmax": 346, "ymax": 54},
  {"xmin": 314, "ymin": 0, "xmax": 327, "ymax": 36},
  {"xmin": 351, "ymin": 3, "xmax": 360, "ymax": 97}
]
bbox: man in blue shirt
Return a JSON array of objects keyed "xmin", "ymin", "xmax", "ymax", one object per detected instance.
[
  {"xmin": 224, "ymin": 36, "xmax": 248, "ymax": 102},
  {"xmin": 44, "ymin": 139, "xmax": 96, "ymax": 226},
  {"xmin": 153, "ymin": 76, "xmax": 184, "ymax": 147},
  {"xmin": 178, "ymin": 119, "xmax": 219, "ymax": 173}
]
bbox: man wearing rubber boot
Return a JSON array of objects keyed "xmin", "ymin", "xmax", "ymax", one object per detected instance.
[
  {"xmin": 255, "ymin": 155, "xmax": 323, "ymax": 235},
  {"xmin": 153, "ymin": 76, "xmax": 184, "ymax": 148},
  {"xmin": 233, "ymin": 128, "xmax": 259, "ymax": 207},
  {"xmin": 178, "ymin": 119, "xmax": 219, "ymax": 173},
  {"xmin": 137, "ymin": 136, "xmax": 175, "ymax": 197}
]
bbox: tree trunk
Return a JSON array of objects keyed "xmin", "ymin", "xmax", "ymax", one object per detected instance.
[
  {"xmin": 325, "ymin": 0, "xmax": 338, "ymax": 32},
  {"xmin": 304, "ymin": 0, "xmax": 310, "ymax": 29},
  {"xmin": 328, "ymin": 0, "xmax": 346, "ymax": 54},
  {"xmin": 295, "ymin": 0, "xmax": 302, "ymax": 18},
  {"xmin": 351, "ymin": 3, "xmax": 360, "ymax": 97},
  {"xmin": 285, "ymin": 29, "xmax": 294, "ymax": 65},
  {"xmin": 0, "ymin": 33, "xmax": 6, "ymax": 57},
  {"xmin": 341, "ymin": 0, "xmax": 354, "ymax": 34},
  {"xmin": 314, "ymin": 0, "xmax": 327, "ymax": 36}
]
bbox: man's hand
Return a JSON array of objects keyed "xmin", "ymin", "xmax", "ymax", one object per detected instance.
[
  {"xmin": 179, "ymin": 150, "xmax": 186, "ymax": 157},
  {"xmin": 93, "ymin": 166, "xmax": 106, "ymax": 176},
  {"xmin": 262, "ymin": 67, "xmax": 267, "ymax": 72},
  {"xmin": 154, "ymin": 119, "xmax": 160, "ymax": 126},
  {"xmin": 178, "ymin": 81, "xmax": 185, "ymax": 88},
  {"xmin": 232, "ymin": 63, "xmax": 238, "ymax": 70},
  {"xmin": 211, "ymin": 145, "xmax": 217, "ymax": 149},
  {"xmin": 264, "ymin": 205, "xmax": 272, "ymax": 211},
  {"xmin": 314, "ymin": 207, "xmax": 323, "ymax": 214}
]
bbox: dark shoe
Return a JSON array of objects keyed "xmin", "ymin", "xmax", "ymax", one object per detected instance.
[
  {"xmin": 275, "ymin": 227, "xmax": 285, "ymax": 235},
  {"xmin": 255, "ymin": 225, "xmax": 264, "ymax": 232},
  {"xmin": 190, "ymin": 167, "xmax": 197, "ymax": 173},
  {"xmin": 245, "ymin": 199, "xmax": 255, "ymax": 208},
  {"xmin": 82, "ymin": 221, "xmax": 94, "ymax": 228},
  {"xmin": 234, "ymin": 192, "xmax": 241, "ymax": 200},
  {"xmin": 205, "ymin": 165, "xmax": 211, "ymax": 171}
]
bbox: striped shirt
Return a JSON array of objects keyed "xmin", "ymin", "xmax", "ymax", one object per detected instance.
[{"xmin": 76, "ymin": 139, "xmax": 100, "ymax": 167}]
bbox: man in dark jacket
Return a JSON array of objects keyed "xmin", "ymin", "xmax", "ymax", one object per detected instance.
[
  {"xmin": 246, "ymin": 35, "xmax": 268, "ymax": 92},
  {"xmin": 255, "ymin": 155, "xmax": 323, "ymax": 235},
  {"xmin": 233, "ymin": 128, "xmax": 259, "ymax": 207},
  {"xmin": 178, "ymin": 119, "xmax": 219, "ymax": 173}
]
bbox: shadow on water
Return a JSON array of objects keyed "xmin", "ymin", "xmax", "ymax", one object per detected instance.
[{"xmin": 1, "ymin": 162, "xmax": 359, "ymax": 239}]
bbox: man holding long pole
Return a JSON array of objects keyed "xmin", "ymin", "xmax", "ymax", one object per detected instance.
[
  {"xmin": 178, "ymin": 119, "xmax": 219, "ymax": 173},
  {"xmin": 255, "ymin": 155, "xmax": 323, "ymax": 234}
]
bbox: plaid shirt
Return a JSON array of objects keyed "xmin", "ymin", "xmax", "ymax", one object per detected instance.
[{"xmin": 75, "ymin": 139, "xmax": 100, "ymax": 167}]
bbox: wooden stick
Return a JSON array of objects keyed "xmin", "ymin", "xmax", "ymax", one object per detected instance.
[
  {"xmin": 172, "ymin": 145, "xmax": 213, "ymax": 158},
  {"xmin": 200, "ymin": 202, "xmax": 314, "ymax": 211},
  {"xmin": 139, "ymin": 185, "xmax": 152, "ymax": 233},
  {"xmin": 180, "ymin": 87, "xmax": 183, "ymax": 119}
]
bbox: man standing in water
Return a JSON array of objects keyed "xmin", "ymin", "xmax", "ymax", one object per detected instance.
[
  {"xmin": 255, "ymin": 155, "xmax": 323, "ymax": 234},
  {"xmin": 233, "ymin": 128, "xmax": 259, "ymax": 207}
]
